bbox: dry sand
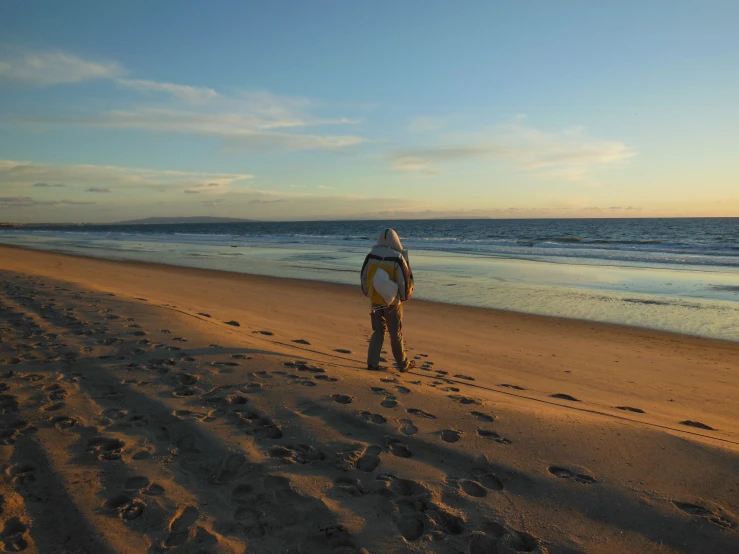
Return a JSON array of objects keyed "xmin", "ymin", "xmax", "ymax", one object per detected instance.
[{"xmin": 1, "ymin": 245, "xmax": 738, "ymax": 554}]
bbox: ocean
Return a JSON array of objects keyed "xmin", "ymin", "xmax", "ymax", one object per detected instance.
[{"xmin": 2, "ymin": 218, "xmax": 739, "ymax": 341}]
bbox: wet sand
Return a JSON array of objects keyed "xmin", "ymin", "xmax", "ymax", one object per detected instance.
[{"xmin": 1, "ymin": 245, "xmax": 738, "ymax": 553}]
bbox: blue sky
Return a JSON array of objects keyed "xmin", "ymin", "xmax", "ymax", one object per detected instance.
[{"xmin": 1, "ymin": 0, "xmax": 738, "ymax": 222}]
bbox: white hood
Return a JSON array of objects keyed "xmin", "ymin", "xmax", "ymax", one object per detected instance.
[{"xmin": 376, "ymin": 228, "xmax": 403, "ymax": 253}]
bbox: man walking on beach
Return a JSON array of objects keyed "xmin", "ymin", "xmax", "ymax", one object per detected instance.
[{"xmin": 361, "ymin": 228, "xmax": 415, "ymax": 372}]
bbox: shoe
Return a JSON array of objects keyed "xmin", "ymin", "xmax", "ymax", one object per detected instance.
[
  {"xmin": 367, "ymin": 365, "xmax": 385, "ymax": 371},
  {"xmin": 398, "ymin": 359, "xmax": 416, "ymax": 373}
]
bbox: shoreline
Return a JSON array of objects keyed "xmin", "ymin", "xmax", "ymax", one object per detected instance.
[{"xmin": 3, "ymin": 242, "xmax": 739, "ymax": 348}]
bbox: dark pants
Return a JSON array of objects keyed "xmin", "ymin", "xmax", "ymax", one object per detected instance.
[{"xmin": 368, "ymin": 303, "xmax": 407, "ymax": 369}]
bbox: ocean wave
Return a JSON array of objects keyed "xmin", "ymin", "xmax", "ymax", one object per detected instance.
[{"xmin": 589, "ymin": 239, "xmax": 663, "ymax": 245}]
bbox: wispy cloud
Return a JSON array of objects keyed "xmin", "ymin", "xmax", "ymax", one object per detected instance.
[
  {"xmin": 392, "ymin": 156, "xmax": 440, "ymax": 176},
  {"xmin": 116, "ymin": 79, "xmax": 218, "ymax": 103},
  {"xmin": 1, "ymin": 49, "xmax": 367, "ymax": 152},
  {"xmin": 66, "ymin": 94, "xmax": 365, "ymax": 151},
  {"xmin": 184, "ymin": 182, "xmax": 224, "ymax": 194},
  {"xmin": 32, "ymin": 182, "xmax": 65, "ymax": 188},
  {"xmin": 0, "ymin": 49, "xmax": 122, "ymax": 86},
  {"xmin": 0, "ymin": 160, "xmax": 253, "ymax": 193},
  {"xmin": 390, "ymin": 122, "xmax": 635, "ymax": 181}
]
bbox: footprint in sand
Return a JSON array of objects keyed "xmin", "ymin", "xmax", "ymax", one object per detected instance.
[
  {"xmin": 105, "ymin": 494, "xmax": 145, "ymax": 520},
  {"xmin": 253, "ymin": 371, "xmax": 272, "ymax": 379},
  {"xmin": 178, "ymin": 373, "xmax": 198, "ymax": 386},
  {"xmin": 380, "ymin": 397, "xmax": 398, "ymax": 409},
  {"xmin": 454, "ymin": 374, "xmax": 475, "ymax": 381},
  {"xmin": 469, "ymin": 528, "xmax": 540, "ymax": 554},
  {"xmin": 254, "ymin": 330, "xmax": 274, "ymax": 336},
  {"xmin": 125, "ymin": 476, "xmax": 150, "ymax": 490},
  {"xmin": 381, "ymin": 474, "xmax": 463, "ymax": 541},
  {"xmin": 225, "ymin": 320, "xmax": 240, "ymax": 327},
  {"xmin": 448, "ymin": 395, "xmax": 480, "ymax": 405},
  {"xmin": 360, "ymin": 411, "xmax": 387, "ymax": 424},
  {"xmin": 0, "ymin": 517, "xmax": 29, "ymax": 551},
  {"xmin": 144, "ymin": 483, "xmax": 165, "ymax": 496},
  {"xmin": 459, "ymin": 479, "xmax": 487, "ymax": 497},
  {"xmin": 385, "ymin": 439, "xmax": 412, "ymax": 458},
  {"xmin": 548, "ymin": 465, "xmax": 596, "ymax": 484},
  {"xmin": 334, "ymin": 476, "xmax": 366, "ymax": 497},
  {"xmin": 477, "ymin": 472, "xmax": 504, "ymax": 491},
  {"xmin": 174, "ymin": 409, "xmax": 206, "ymax": 421},
  {"xmin": 406, "ymin": 408, "xmax": 436, "ymax": 419},
  {"xmin": 314, "ymin": 375, "xmax": 338, "ymax": 382},
  {"xmin": 672, "ymin": 501, "xmax": 735, "ymax": 529},
  {"xmin": 197, "ymin": 313, "xmax": 211, "ymax": 318},
  {"xmin": 292, "ymin": 339, "xmax": 311, "ymax": 345},
  {"xmin": 164, "ymin": 506, "xmax": 199, "ymax": 547},
  {"xmin": 357, "ymin": 445, "xmax": 382, "ymax": 472},
  {"xmin": 7, "ymin": 464, "xmax": 36, "ymax": 486},
  {"xmin": 225, "ymin": 395, "xmax": 249, "ymax": 409},
  {"xmin": 397, "ymin": 419, "xmax": 418, "ymax": 436},
  {"xmin": 550, "ymin": 393, "xmax": 580, "ymax": 402},
  {"xmin": 334, "ymin": 349, "xmax": 352, "ymax": 354},
  {"xmin": 615, "ymin": 406, "xmax": 646, "ymax": 414},
  {"xmin": 172, "ymin": 386, "xmax": 198, "ymax": 398},
  {"xmin": 471, "ymin": 411, "xmax": 496, "ymax": 422},
  {"xmin": 499, "ymin": 383, "xmax": 525, "ymax": 390},
  {"xmin": 477, "ymin": 429, "xmax": 512, "ymax": 444},
  {"xmin": 441, "ymin": 429, "xmax": 463, "ymax": 443},
  {"xmin": 680, "ymin": 420, "xmax": 715, "ymax": 430},
  {"xmin": 214, "ymin": 361, "xmax": 240, "ymax": 368},
  {"xmin": 87, "ymin": 437, "xmax": 125, "ymax": 460},
  {"xmin": 102, "ymin": 408, "xmax": 128, "ymax": 421},
  {"xmin": 0, "ymin": 428, "xmax": 19, "ymax": 446},
  {"xmin": 268, "ymin": 444, "xmax": 324, "ymax": 464},
  {"xmin": 331, "ymin": 394, "xmax": 353, "ymax": 404},
  {"xmin": 252, "ymin": 418, "xmax": 284, "ymax": 440},
  {"xmin": 395, "ymin": 386, "xmax": 411, "ymax": 394},
  {"xmin": 296, "ymin": 363, "xmax": 325, "ymax": 374}
]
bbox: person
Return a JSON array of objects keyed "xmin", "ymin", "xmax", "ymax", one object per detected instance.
[{"xmin": 360, "ymin": 228, "xmax": 415, "ymax": 372}]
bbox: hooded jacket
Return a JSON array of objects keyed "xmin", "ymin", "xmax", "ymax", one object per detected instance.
[{"xmin": 360, "ymin": 229, "xmax": 414, "ymax": 306}]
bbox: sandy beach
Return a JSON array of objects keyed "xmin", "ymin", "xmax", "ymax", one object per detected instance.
[{"xmin": 1, "ymin": 244, "xmax": 738, "ymax": 554}]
